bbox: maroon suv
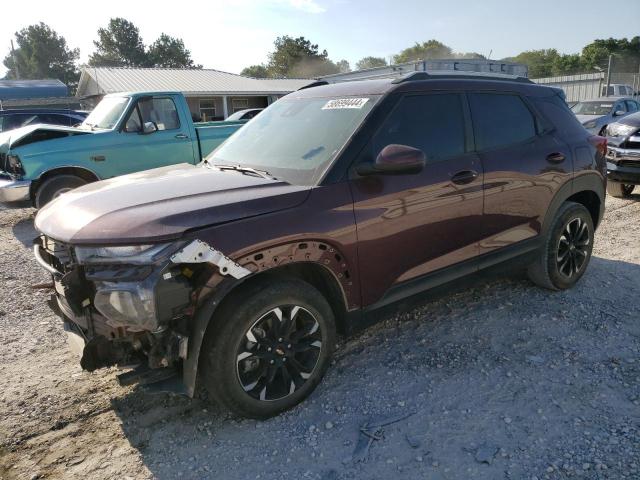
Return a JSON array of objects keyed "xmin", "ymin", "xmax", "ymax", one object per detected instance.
[{"xmin": 33, "ymin": 72, "xmax": 607, "ymax": 418}]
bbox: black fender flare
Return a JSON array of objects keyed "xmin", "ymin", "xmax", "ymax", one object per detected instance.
[
  {"xmin": 182, "ymin": 240, "xmax": 356, "ymax": 397},
  {"xmin": 541, "ymin": 173, "xmax": 605, "ymax": 236}
]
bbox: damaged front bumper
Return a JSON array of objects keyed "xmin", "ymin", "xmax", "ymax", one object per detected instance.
[
  {"xmin": 33, "ymin": 236, "xmax": 246, "ymax": 389},
  {"xmin": 0, "ymin": 176, "xmax": 31, "ymax": 205}
]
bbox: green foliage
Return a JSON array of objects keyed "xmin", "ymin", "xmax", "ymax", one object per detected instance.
[
  {"xmin": 240, "ymin": 65, "xmax": 269, "ymax": 78},
  {"xmin": 581, "ymin": 37, "xmax": 640, "ymax": 72},
  {"xmin": 336, "ymin": 59, "xmax": 351, "ymax": 73},
  {"xmin": 454, "ymin": 52, "xmax": 486, "ymax": 60},
  {"xmin": 394, "ymin": 40, "xmax": 453, "ymax": 63},
  {"xmin": 88, "ymin": 18, "xmax": 146, "ymax": 67},
  {"xmin": 506, "ymin": 49, "xmax": 561, "ymax": 78},
  {"xmin": 88, "ymin": 18, "xmax": 199, "ymax": 69},
  {"xmin": 266, "ymin": 36, "xmax": 338, "ymax": 78},
  {"xmin": 3, "ymin": 23, "xmax": 79, "ymax": 88},
  {"xmin": 147, "ymin": 34, "xmax": 201, "ymax": 68},
  {"xmin": 355, "ymin": 56, "xmax": 388, "ymax": 70}
]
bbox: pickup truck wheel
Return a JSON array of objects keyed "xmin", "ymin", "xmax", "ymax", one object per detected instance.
[
  {"xmin": 527, "ymin": 202, "xmax": 594, "ymax": 291},
  {"xmin": 607, "ymin": 182, "xmax": 635, "ymax": 198},
  {"xmin": 201, "ymin": 278, "xmax": 336, "ymax": 419},
  {"xmin": 35, "ymin": 175, "xmax": 87, "ymax": 208}
]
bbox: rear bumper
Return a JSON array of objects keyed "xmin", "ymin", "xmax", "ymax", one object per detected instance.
[
  {"xmin": 0, "ymin": 177, "xmax": 31, "ymax": 205},
  {"xmin": 606, "ymin": 146, "xmax": 640, "ymax": 185}
]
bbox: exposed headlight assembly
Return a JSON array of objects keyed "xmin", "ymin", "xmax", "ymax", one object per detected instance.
[
  {"xmin": 75, "ymin": 243, "xmax": 179, "ymax": 264},
  {"xmin": 607, "ymin": 123, "xmax": 638, "ymax": 137}
]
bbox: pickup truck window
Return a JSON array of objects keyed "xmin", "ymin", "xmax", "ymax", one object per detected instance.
[
  {"xmin": 138, "ymin": 97, "xmax": 180, "ymax": 131},
  {"xmin": 83, "ymin": 96, "xmax": 130, "ymax": 130},
  {"xmin": 208, "ymin": 95, "xmax": 379, "ymax": 185}
]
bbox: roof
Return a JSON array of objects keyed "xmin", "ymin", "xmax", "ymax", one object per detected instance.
[
  {"xmin": 77, "ymin": 67, "xmax": 314, "ymax": 98},
  {"xmin": 0, "ymin": 79, "xmax": 68, "ymax": 100},
  {"xmin": 291, "ymin": 72, "xmax": 552, "ymax": 100}
]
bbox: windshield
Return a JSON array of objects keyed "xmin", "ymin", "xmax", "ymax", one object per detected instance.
[
  {"xmin": 206, "ymin": 95, "xmax": 379, "ymax": 185},
  {"xmin": 82, "ymin": 96, "xmax": 130, "ymax": 129},
  {"xmin": 571, "ymin": 101, "xmax": 613, "ymax": 116}
]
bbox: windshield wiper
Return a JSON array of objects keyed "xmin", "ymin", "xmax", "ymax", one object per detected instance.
[{"xmin": 212, "ymin": 164, "xmax": 274, "ymax": 179}]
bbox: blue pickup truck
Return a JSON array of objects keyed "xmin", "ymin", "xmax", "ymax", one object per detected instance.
[{"xmin": 0, "ymin": 92, "xmax": 246, "ymax": 207}]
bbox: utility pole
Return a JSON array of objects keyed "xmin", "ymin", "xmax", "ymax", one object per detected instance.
[
  {"xmin": 605, "ymin": 54, "xmax": 612, "ymax": 97},
  {"xmin": 10, "ymin": 40, "xmax": 20, "ymax": 80}
]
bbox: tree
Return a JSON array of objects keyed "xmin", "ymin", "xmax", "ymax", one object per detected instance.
[
  {"xmin": 394, "ymin": 40, "xmax": 453, "ymax": 63},
  {"xmin": 355, "ymin": 56, "xmax": 387, "ymax": 70},
  {"xmin": 454, "ymin": 52, "xmax": 486, "ymax": 60},
  {"xmin": 266, "ymin": 36, "xmax": 337, "ymax": 78},
  {"xmin": 147, "ymin": 34, "xmax": 200, "ymax": 68},
  {"xmin": 551, "ymin": 53, "xmax": 584, "ymax": 76},
  {"xmin": 581, "ymin": 37, "xmax": 640, "ymax": 72},
  {"xmin": 336, "ymin": 59, "xmax": 351, "ymax": 73},
  {"xmin": 505, "ymin": 49, "xmax": 561, "ymax": 78},
  {"xmin": 3, "ymin": 23, "xmax": 79, "ymax": 88},
  {"xmin": 241, "ymin": 64, "xmax": 269, "ymax": 78},
  {"xmin": 89, "ymin": 18, "xmax": 146, "ymax": 67}
]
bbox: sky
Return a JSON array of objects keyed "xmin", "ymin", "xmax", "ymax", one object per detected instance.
[{"xmin": 2, "ymin": 0, "xmax": 639, "ymax": 78}]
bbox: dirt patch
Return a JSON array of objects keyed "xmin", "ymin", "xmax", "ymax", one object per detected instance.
[{"xmin": 1, "ymin": 195, "xmax": 639, "ymax": 480}]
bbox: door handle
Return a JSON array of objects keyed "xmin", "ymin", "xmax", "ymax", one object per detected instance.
[
  {"xmin": 175, "ymin": 134, "xmax": 189, "ymax": 139},
  {"xmin": 450, "ymin": 170, "xmax": 479, "ymax": 185},
  {"xmin": 546, "ymin": 152, "xmax": 565, "ymax": 163},
  {"xmin": 90, "ymin": 155, "xmax": 105, "ymax": 162}
]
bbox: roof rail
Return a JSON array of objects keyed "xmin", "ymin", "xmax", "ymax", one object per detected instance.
[
  {"xmin": 298, "ymin": 80, "xmax": 329, "ymax": 90},
  {"xmin": 391, "ymin": 71, "xmax": 533, "ymax": 84}
]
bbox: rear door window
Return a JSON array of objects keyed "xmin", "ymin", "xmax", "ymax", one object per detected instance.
[
  {"xmin": 373, "ymin": 93, "xmax": 466, "ymax": 162},
  {"xmin": 468, "ymin": 93, "xmax": 537, "ymax": 151}
]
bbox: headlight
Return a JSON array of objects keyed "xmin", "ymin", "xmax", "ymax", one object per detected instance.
[
  {"xmin": 607, "ymin": 123, "xmax": 638, "ymax": 137},
  {"xmin": 583, "ymin": 120, "xmax": 597, "ymax": 129},
  {"xmin": 75, "ymin": 243, "xmax": 178, "ymax": 264},
  {"xmin": 94, "ymin": 282, "xmax": 157, "ymax": 331},
  {"xmin": 6, "ymin": 154, "xmax": 24, "ymax": 175}
]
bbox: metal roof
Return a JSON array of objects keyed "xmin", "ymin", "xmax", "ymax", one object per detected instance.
[
  {"xmin": 0, "ymin": 79, "xmax": 68, "ymax": 100},
  {"xmin": 77, "ymin": 67, "xmax": 313, "ymax": 97}
]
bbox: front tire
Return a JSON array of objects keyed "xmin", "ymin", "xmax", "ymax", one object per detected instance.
[
  {"xmin": 201, "ymin": 278, "xmax": 336, "ymax": 419},
  {"xmin": 607, "ymin": 182, "xmax": 635, "ymax": 198},
  {"xmin": 527, "ymin": 202, "xmax": 594, "ymax": 290},
  {"xmin": 35, "ymin": 175, "xmax": 87, "ymax": 208}
]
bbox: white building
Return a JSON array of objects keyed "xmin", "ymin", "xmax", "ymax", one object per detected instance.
[{"xmin": 76, "ymin": 67, "xmax": 312, "ymax": 120}]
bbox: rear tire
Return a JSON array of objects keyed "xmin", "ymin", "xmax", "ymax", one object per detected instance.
[
  {"xmin": 527, "ymin": 202, "xmax": 594, "ymax": 291},
  {"xmin": 35, "ymin": 175, "xmax": 87, "ymax": 208},
  {"xmin": 201, "ymin": 278, "xmax": 336, "ymax": 419},
  {"xmin": 607, "ymin": 181, "xmax": 635, "ymax": 198}
]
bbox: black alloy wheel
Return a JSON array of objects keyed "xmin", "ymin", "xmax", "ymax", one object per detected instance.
[
  {"xmin": 236, "ymin": 305, "xmax": 323, "ymax": 401},
  {"xmin": 556, "ymin": 217, "xmax": 590, "ymax": 279}
]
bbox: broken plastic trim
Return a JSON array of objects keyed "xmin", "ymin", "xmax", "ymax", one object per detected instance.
[{"xmin": 170, "ymin": 240, "xmax": 250, "ymax": 279}]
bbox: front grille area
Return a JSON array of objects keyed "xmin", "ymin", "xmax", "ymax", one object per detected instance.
[
  {"xmin": 38, "ymin": 236, "xmax": 74, "ymax": 273},
  {"xmin": 619, "ymin": 160, "xmax": 640, "ymax": 168}
]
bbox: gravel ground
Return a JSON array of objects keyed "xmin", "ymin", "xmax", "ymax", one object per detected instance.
[{"xmin": 1, "ymin": 194, "xmax": 639, "ymax": 480}]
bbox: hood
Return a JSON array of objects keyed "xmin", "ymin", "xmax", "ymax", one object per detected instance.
[
  {"xmin": 0, "ymin": 124, "xmax": 91, "ymax": 153},
  {"xmin": 35, "ymin": 163, "xmax": 311, "ymax": 244},
  {"xmin": 576, "ymin": 114, "xmax": 602, "ymax": 125}
]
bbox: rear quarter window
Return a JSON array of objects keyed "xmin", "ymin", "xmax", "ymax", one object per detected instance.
[
  {"xmin": 531, "ymin": 94, "xmax": 587, "ymax": 138},
  {"xmin": 468, "ymin": 93, "xmax": 537, "ymax": 150}
]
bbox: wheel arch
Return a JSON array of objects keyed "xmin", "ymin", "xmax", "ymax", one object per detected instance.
[
  {"xmin": 182, "ymin": 240, "xmax": 358, "ymax": 397},
  {"xmin": 30, "ymin": 166, "xmax": 100, "ymax": 201},
  {"xmin": 542, "ymin": 173, "xmax": 605, "ymax": 234}
]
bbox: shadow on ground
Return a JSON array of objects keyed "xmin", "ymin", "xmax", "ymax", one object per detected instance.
[
  {"xmin": 12, "ymin": 214, "xmax": 38, "ymax": 248},
  {"xmin": 107, "ymin": 255, "xmax": 640, "ymax": 480}
]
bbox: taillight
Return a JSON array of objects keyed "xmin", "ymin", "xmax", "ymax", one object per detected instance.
[{"xmin": 588, "ymin": 135, "xmax": 607, "ymax": 157}]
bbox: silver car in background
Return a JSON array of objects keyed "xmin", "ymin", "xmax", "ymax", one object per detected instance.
[{"xmin": 572, "ymin": 97, "xmax": 640, "ymax": 134}]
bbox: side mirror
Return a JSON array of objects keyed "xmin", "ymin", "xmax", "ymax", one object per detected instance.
[
  {"xmin": 613, "ymin": 110, "xmax": 626, "ymax": 117},
  {"xmin": 142, "ymin": 121, "xmax": 158, "ymax": 134},
  {"xmin": 356, "ymin": 144, "xmax": 426, "ymax": 176}
]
